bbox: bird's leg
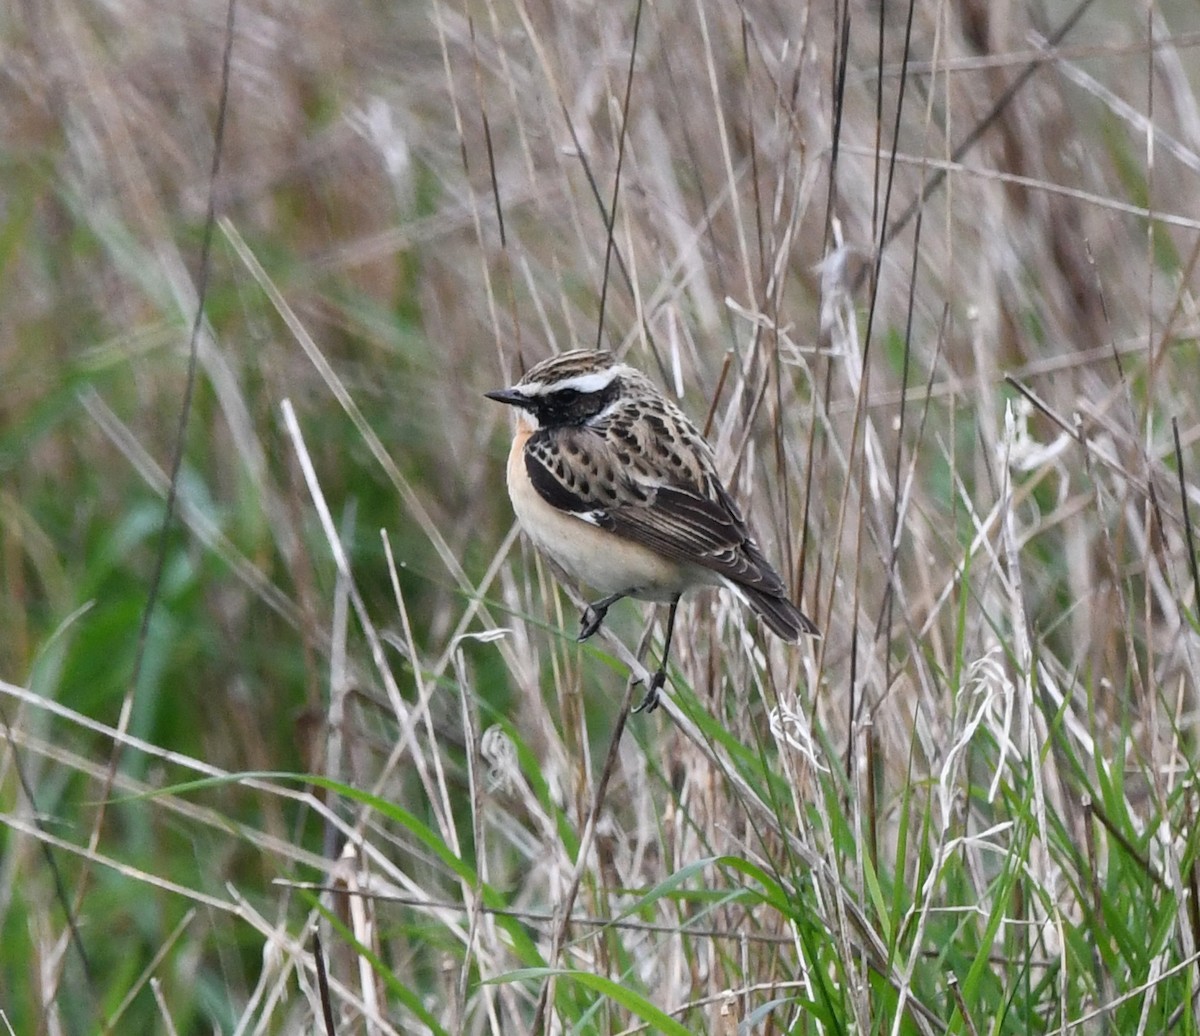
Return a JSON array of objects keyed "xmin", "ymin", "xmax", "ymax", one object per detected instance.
[
  {"xmin": 634, "ymin": 595, "xmax": 680, "ymax": 714},
  {"xmin": 578, "ymin": 593, "xmax": 624, "ymax": 641}
]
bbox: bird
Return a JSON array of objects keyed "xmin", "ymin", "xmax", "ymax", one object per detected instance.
[{"xmin": 486, "ymin": 349, "xmax": 818, "ymax": 713}]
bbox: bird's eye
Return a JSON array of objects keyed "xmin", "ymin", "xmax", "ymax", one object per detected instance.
[{"xmin": 556, "ymin": 388, "xmax": 579, "ymax": 402}]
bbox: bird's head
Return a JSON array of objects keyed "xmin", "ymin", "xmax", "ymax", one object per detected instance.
[{"xmin": 486, "ymin": 350, "xmax": 632, "ymax": 430}]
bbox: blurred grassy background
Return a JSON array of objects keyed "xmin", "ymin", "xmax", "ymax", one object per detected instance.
[{"xmin": 3, "ymin": 0, "xmax": 1200, "ymax": 1032}]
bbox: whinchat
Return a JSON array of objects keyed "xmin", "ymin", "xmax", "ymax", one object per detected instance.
[{"xmin": 487, "ymin": 349, "xmax": 818, "ymax": 712}]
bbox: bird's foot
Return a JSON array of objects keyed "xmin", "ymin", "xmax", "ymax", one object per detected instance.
[
  {"xmin": 578, "ymin": 602, "xmax": 610, "ymax": 641},
  {"xmin": 633, "ymin": 667, "xmax": 667, "ymax": 714}
]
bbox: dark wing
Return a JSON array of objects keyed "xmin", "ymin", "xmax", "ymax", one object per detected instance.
[
  {"xmin": 607, "ymin": 482, "xmax": 788, "ymax": 595},
  {"xmin": 524, "ymin": 426, "xmax": 787, "ymax": 595}
]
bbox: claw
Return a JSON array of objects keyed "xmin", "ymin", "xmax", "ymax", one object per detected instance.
[
  {"xmin": 633, "ymin": 668, "xmax": 667, "ymax": 714},
  {"xmin": 578, "ymin": 604, "xmax": 607, "ymax": 641},
  {"xmin": 578, "ymin": 593, "xmax": 624, "ymax": 641}
]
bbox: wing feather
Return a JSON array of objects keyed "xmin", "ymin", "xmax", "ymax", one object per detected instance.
[{"xmin": 524, "ymin": 425, "xmax": 785, "ymax": 594}]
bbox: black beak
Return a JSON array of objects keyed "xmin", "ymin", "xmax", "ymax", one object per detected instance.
[{"xmin": 484, "ymin": 387, "xmax": 527, "ymax": 407}]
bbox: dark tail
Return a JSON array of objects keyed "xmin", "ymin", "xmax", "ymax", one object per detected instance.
[{"xmin": 736, "ymin": 584, "xmax": 820, "ymax": 641}]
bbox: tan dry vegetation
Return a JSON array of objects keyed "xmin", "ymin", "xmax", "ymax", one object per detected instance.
[{"xmin": 2, "ymin": 0, "xmax": 1200, "ymax": 1032}]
